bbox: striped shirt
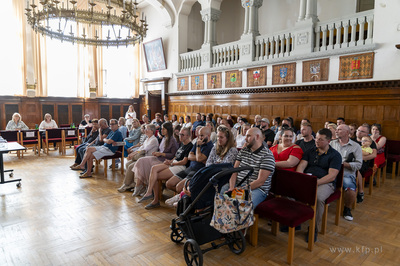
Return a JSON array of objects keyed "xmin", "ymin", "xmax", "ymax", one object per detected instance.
[{"xmin": 235, "ymin": 145, "xmax": 275, "ymax": 194}]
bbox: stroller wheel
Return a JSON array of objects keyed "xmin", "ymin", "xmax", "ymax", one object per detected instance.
[
  {"xmin": 171, "ymin": 228, "xmax": 184, "ymax": 243},
  {"xmin": 184, "ymin": 239, "xmax": 203, "ymax": 266},
  {"xmin": 227, "ymin": 230, "xmax": 246, "ymax": 254}
]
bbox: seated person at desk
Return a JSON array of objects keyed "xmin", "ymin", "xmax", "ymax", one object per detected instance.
[
  {"xmin": 79, "ymin": 114, "xmax": 92, "ymax": 128},
  {"xmin": 39, "ymin": 113, "xmax": 58, "ymax": 150},
  {"xmin": 77, "ymin": 119, "xmax": 123, "ymax": 178},
  {"xmin": 6, "ymin": 113, "xmax": 29, "ymax": 130}
]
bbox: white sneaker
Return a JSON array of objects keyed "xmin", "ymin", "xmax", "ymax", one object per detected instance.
[
  {"xmin": 117, "ymin": 184, "xmax": 134, "ymax": 193},
  {"xmin": 165, "ymin": 194, "xmax": 181, "ymax": 206}
]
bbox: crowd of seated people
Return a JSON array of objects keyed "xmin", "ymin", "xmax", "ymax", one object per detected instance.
[{"xmin": 6, "ymin": 110, "xmax": 385, "ymax": 241}]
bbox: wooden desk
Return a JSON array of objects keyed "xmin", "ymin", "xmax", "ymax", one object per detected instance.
[{"xmin": 0, "ymin": 142, "xmax": 26, "ymax": 187}]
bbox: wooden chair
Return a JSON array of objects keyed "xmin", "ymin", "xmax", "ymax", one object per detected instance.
[
  {"xmin": 95, "ymin": 145, "xmax": 124, "ymax": 177},
  {"xmin": 20, "ymin": 129, "xmax": 41, "ymax": 157},
  {"xmin": 251, "ymin": 169, "xmax": 318, "ymax": 265},
  {"xmin": 43, "ymin": 129, "xmax": 65, "ymax": 154},
  {"xmin": 362, "ymin": 168, "xmax": 374, "ymax": 196},
  {"xmin": 321, "ymin": 165, "xmax": 344, "ymax": 235},
  {"xmin": 0, "ymin": 130, "xmax": 21, "ymax": 158},
  {"xmin": 386, "ymin": 140, "xmax": 400, "ymax": 180},
  {"xmin": 374, "ymin": 146, "xmax": 388, "ymax": 186},
  {"xmin": 63, "ymin": 128, "xmax": 79, "ymax": 155}
]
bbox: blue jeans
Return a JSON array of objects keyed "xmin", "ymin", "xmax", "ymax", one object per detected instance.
[
  {"xmin": 220, "ymin": 184, "xmax": 267, "ymax": 209},
  {"xmin": 343, "ymin": 173, "xmax": 357, "ymax": 191}
]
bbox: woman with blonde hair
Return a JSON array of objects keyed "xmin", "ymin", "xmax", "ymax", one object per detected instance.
[
  {"xmin": 206, "ymin": 125, "xmax": 238, "ymax": 166},
  {"xmin": 205, "ymin": 121, "xmax": 217, "ymax": 142},
  {"xmin": 6, "ymin": 113, "xmax": 29, "ymax": 130},
  {"xmin": 327, "ymin": 123, "xmax": 338, "ymax": 140}
]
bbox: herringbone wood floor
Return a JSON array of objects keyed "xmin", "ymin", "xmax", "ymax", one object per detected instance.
[{"xmin": 1, "ymin": 149, "xmax": 399, "ymax": 265}]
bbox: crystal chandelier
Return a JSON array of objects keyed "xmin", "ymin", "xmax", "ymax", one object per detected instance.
[{"xmin": 25, "ymin": 0, "xmax": 148, "ymax": 47}]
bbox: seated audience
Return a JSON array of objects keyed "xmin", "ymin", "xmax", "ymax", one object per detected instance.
[
  {"xmin": 259, "ymin": 118, "xmax": 275, "ymax": 147},
  {"xmin": 233, "ymin": 116, "xmax": 243, "ymax": 130},
  {"xmin": 178, "ymin": 116, "xmax": 184, "ymax": 127},
  {"xmin": 327, "ymin": 123, "xmax": 338, "ymax": 140},
  {"xmin": 118, "ymin": 117, "xmax": 128, "ymax": 139},
  {"xmin": 70, "ymin": 119, "xmax": 100, "ymax": 169},
  {"xmin": 77, "ymin": 119, "xmax": 123, "ymax": 178},
  {"xmin": 371, "ymin": 123, "xmax": 386, "ymax": 173},
  {"xmin": 330, "ymin": 124, "xmax": 362, "ymax": 222},
  {"xmin": 138, "ymin": 127, "xmax": 193, "ymax": 208},
  {"xmin": 354, "ymin": 123, "xmax": 377, "ymax": 203},
  {"xmin": 142, "ymin": 114, "xmax": 151, "ymax": 125},
  {"xmin": 337, "ymin": 117, "xmax": 346, "ymax": 126},
  {"xmin": 270, "ymin": 127, "xmax": 303, "ymax": 171},
  {"xmin": 182, "ymin": 115, "xmax": 192, "ymax": 129},
  {"xmin": 191, "ymin": 113, "xmax": 205, "ymax": 133},
  {"xmin": 216, "ymin": 116, "xmax": 222, "ymax": 127},
  {"xmin": 173, "ymin": 124, "xmax": 182, "ymax": 144},
  {"xmin": 124, "ymin": 119, "xmax": 142, "ymax": 156},
  {"xmin": 152, "ymin": 113, "xmax": 163, "ymax": 130},
  {"xmin": 171, "ymin": 114, "xmax": 179, "ymax": 127},
  {"xmin": 132, "ymin": 122, "xmax": 179, "ymax": 199},
  {"xmin": 296, "ymin": 128, "xmax": 342, "ymax": 242},
  {"xmin": 226, "ymin": 127, "xmax": 275, "ymax": 208},
  {"xmin": 236, "ymin": 123, "xmax": 251, "ymax": 149},
  {"xmin": 273, "ymin": 118, "xmax": 296, "ymax": 145},
  {"xmin": 252, "ymin": 115, "xmax": 262, "ymax": 128},
  {"xmin": 270, "ymin": 117, "xmax": 280, "ymax": 134},
  {"xmin": 207, "ymin": 113, "xmax": 216, "ymax": 127},
  {"xmin": 165, "ymin": 126, "xmax": 214, "ymax": 196},
  {"xmin": 221, "ymin": 118, "xmax": 237, "ymax": 139},
  {"xmin": 6, "ymin": 112, "xmax": 29, "ymax": 130},
  {"xmin": 348, "ymin": 123, "xmax": 358, "ymax": 141},
  {"xmin": 201, "ymin": 114, "xmax": 207, "ymax": 122},
  {"xmin": 164, "ymin": 114, "xmax": 170, "ymax": 123},
  {"xmin": 206, "ymin": 125, "xmax": 238, "ymax": 166},
  {"xmin": 192, "ymin": 126, "xmax": 203, "ymax": 144},
  {"xmin": 205, "ymin": 121, "xmax": 217, "ymax": 143},
  {"xmin": 296, "ymin": 122, "xmax": 316, "ymax": 153},
  {"xmin": 117, "ymin": 124, "xmax": 158, "ymax": 192},
  {"xmin": 125, "ymin": 105, "xmax": 136, "ymax": 130},
  {"xmin": 79, "ymin": 114, "xmax": 92, "ymax": 128}
]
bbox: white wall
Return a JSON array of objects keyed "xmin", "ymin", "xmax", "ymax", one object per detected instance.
[
  {"xmin": 187, "ymin": 2, "xmax": 203, "ymax": 51},
  {"xmin": 215, "ymin": 0, "xmax": 244, "ymax": 44}
]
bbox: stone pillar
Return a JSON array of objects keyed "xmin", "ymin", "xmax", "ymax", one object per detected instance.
[
  {"xmin": 305, "ymin": 0, "xmax": 318, "ymax": 22},
  {"xmin": 241, "ymin": 0, "xmax": 263, "ymax": 36},
  {"xmin": 298, "ymin": 0, "xmax": 306, "ymax": 21},
  {"xmin": 200, "ymin": 8, "xmax": 221, "ymax": 46}
]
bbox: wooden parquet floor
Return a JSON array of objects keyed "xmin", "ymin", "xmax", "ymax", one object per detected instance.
[{"xmin": 1, "ymin": 149, "xmax": 400, "ymax": 265}]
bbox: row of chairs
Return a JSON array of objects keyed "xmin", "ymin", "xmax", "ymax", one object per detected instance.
[
  {"xmin": 0, "ymin": 128, "xmax": 92, "ymax": 156},
  {"xmin": 247, "ymin": 166, "xmax": 344, "ymax": 265}
]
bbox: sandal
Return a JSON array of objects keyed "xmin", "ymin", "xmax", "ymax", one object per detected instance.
[{"xmin": 79, "ymin": 173, "xmax": 92, "ymax": 178}]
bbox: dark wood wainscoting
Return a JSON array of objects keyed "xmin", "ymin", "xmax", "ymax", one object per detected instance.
[
  {"xmin": 0, "ymin": 96, "xmax": 143, "ymax": 129},
  {"xmin": 168, "ymin": 80, "xmax": 400, "ymax": 140}
]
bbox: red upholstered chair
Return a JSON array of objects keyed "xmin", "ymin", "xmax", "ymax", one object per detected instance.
[
  {"xmin": 20, "ymin": 129, "xmax": 41, "ymax": 157},
  {"xmin": 43, "ymin": 128, "xmax": 64, "ymax": 154},
  {"xmin": 321, "ymin": 164, "xmax": 344, "ymax": 235},
  {"xmin": 95, "ymin": 144, "xmax": 124, "ymax": 177},
  {"xmin": 386, "ymin": 140, "xmax": 400, "ymax": 180},
  {"xmin": 63, "ymin": 128, "xmax": 79, "ymax": 155},
  {"xmin": 0, "ymin": 130, "xmax": 21, "ymax": 158},
  {"xmin": 374, "ymin": 145, "xmax": 388, "ymax": 186},
  {"xmin": 253, "ymin": 169, "xmax": 318, "ymax": 265}
]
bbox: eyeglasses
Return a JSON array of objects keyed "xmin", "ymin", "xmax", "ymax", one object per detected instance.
[{"xmin": 314, "ymin": 153, "xmax": 321, "ymax": 164}]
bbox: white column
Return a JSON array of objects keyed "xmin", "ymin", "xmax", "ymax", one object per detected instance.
[
  {"xmin": 366, "ymin": 15, "xmax": 373, "ymax": 44},
  {"xmin": 349, "ymin": 18, "xmax": 358, "ymax": 47},
  {"xmin": 334, "ymin": 22, "xmax": 342, "ymax": 49},
  {"xmin": 200, "ymin": 8, "xmax": 221, "ymax": 46},
  {"xmin": 241, "ymin": 0, "xmax": 263, "ymax": 36},
  {"xmin": 305, "ymin": 0, "xmax": 318, "ymax": 22},
  {"xmin": 298, "ymin": 0, "xmax": 306, "ymax": 21}
]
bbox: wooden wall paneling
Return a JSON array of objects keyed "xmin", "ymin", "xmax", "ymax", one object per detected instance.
[
  {"xmin": 214, "ymin": 105, "xmax": 222, "ymax": 119},
  {"xmin": 72, "ymin": 104, "xmax": 83, "ymax": 126},
  {"xmin": 260, "ymin": 104, "xmax": 272, "ymax": 119},
  {"xmin": 205, "ymin": 105, "xmax": 214, "ymax": 115},
  {"xmin": 57, "ymin": 105, "xmax": 69, "ymax": 125},
  {"xmin": 311, "ymin": 105, "xmax": 327, "ymax": 120},
  {"xmin": 297, "ymin": 105, "xmax": 311, "ymax": 121},
  {"xmin": 327, "ymin": 105, "xmax": 345, "ymax": 121},
  {"xmin": 21, "ymin": 99, "xmax": 40, "ymax": 129},
  {"xmin": 285, "ymin": 105, "xmax": 298, "ymax": 122},
  {"xmin": 240, "ymin": 105, "xmax": 250, "ymax": 121},
  {"xmin": 5, "ymin": 104, "xmax": 19, "ymax": 128},
  {"xmin": 344, "ymin": 105, "xmax": 363, "ymax": 124},
  {"xmin": 198, "ymin": 104, "xmax": 205, "ymax": 115},
  {"xmin": 383, "ymin": 105, "xmax": 399, "ymax": 122},
  {"xmin": 362, "ymin": 105, "xmax": 379, "ymax": 121},
  {"xmin": 271, "ymin": 105, "xmax": 284, "ymax": 120},
  {"xmin": 222, "ymin": 105, "xmax": 231, "ymax": 118}
]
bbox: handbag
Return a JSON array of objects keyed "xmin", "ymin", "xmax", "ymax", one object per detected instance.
[{"xmin": 210, "ymin": 183, "xmax": 254, "ymax": 234}]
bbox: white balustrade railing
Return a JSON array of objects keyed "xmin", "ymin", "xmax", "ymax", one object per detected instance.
[
  {"xmin": 212, "ymin": 42, "xmax": 240, "ymax": 67},
  {"xmin": 178, "ymin": 11, "xmax": 375, "ymax": 72},
  {"xmin": 179, "ymin": 51, "xmax": 202, "ymax": 72},
  {"xmin": 314, "ymin": 10, "xmax": 373, "ymax": 52},
  {"xmin": 254, "ymin": 31, "xmax": 294, "ymax": 61}
]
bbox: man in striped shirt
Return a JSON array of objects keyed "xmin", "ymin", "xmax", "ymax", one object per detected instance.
[{"xmin": 228, "ymin": 127, "xmax": 275, "ymax": 208}]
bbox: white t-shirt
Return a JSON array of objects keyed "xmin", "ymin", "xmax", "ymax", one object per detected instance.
[
  {"xmin": 39, "ymin": 120, "xmax": 58, "ymax": 129},
  {"xmin": 125, "ymin": 111, "xmax": 136, "ymax": 126}
]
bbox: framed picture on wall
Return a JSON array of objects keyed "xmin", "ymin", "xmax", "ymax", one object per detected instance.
[{"xmin": 143, "ymin": 38, "xmax": 167, "ymax": 72}]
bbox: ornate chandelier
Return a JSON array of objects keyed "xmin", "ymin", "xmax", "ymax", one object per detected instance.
[{"xmin": 25, "ymin": 0, "xmax": 148, "ymax": 47}]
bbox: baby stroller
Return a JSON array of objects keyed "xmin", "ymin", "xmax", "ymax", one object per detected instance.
[{"xmin": 170, "ymin": 164, "xmax": 254, "ymax": 266}]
